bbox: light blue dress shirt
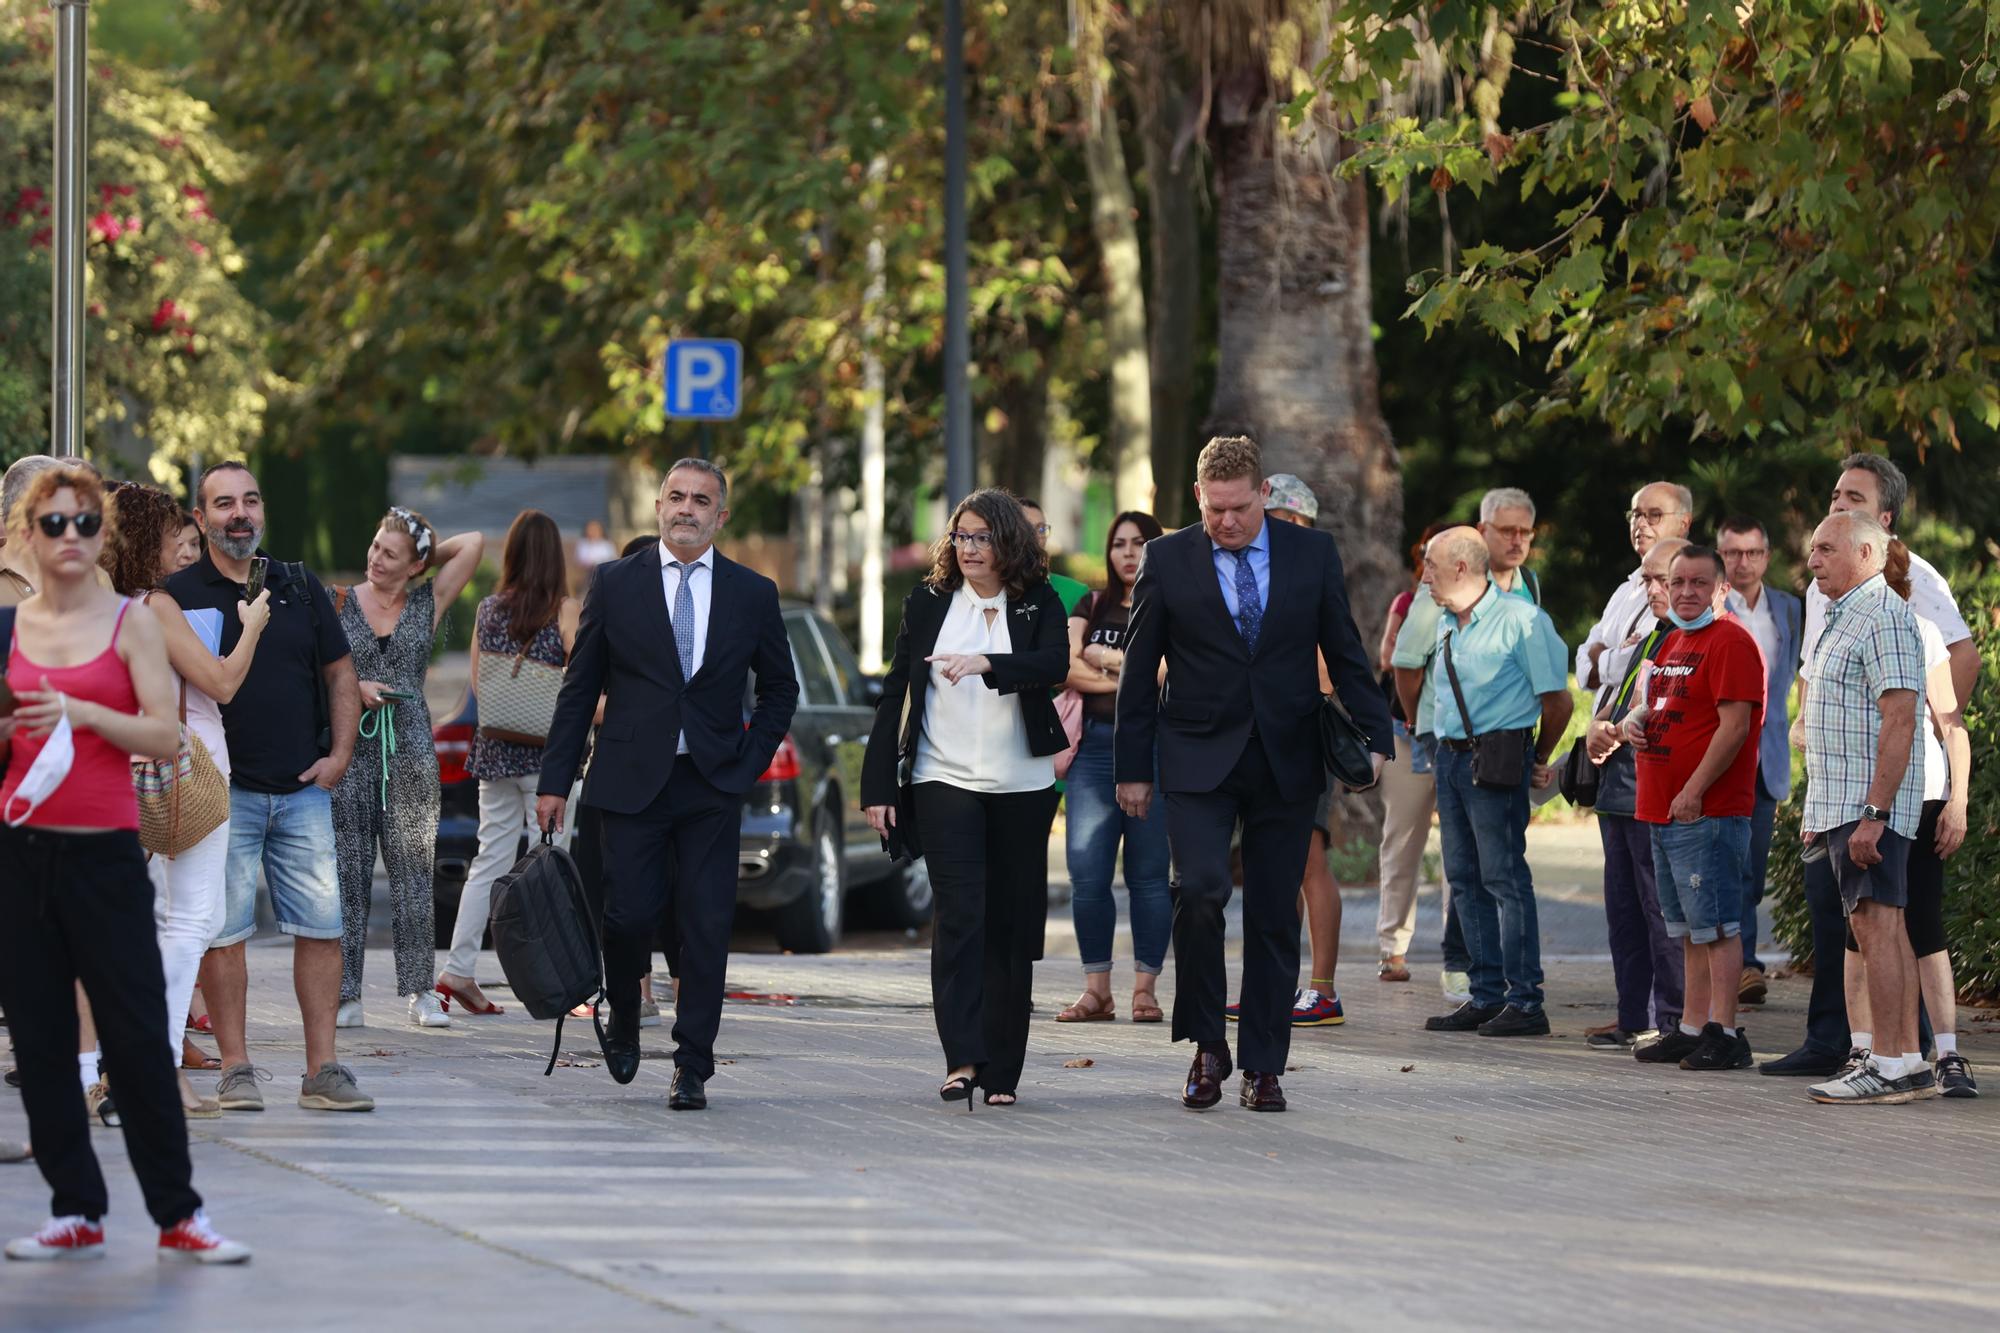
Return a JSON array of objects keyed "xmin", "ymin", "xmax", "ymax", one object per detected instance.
[
  {"xmin": 1210, "ymin": 519, "xmax": 1272, "ymax": 620},
  {"xmin": 1430, "ymin": 585, "xmax": 1569, "ymax": 740}
]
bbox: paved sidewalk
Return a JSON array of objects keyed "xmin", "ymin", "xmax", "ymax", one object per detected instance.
[{"xmin": 5, "ymin": 916, "xmax": 1998, "ymax": 1330}]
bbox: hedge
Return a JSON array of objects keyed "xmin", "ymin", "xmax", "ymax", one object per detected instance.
[{"xmin": 1769, "ymin": 566, "xmax": 2000, "ymax": 1003}]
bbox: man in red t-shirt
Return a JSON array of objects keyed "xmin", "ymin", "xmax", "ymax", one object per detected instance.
[{"xmin": 1622, "ymin": 545, "xmax": 1767, "ymax": 1072}]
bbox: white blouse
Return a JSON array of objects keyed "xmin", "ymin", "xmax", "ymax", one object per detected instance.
[{"xmin": 912, "ymin": 586, "xmax": 1053, "ymax": 794}]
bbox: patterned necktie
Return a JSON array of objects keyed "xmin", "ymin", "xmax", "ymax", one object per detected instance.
[
  {"xmin": 667, "ymin": 560, "xmax": 697, "ymax": 677},
  {"xmin": 1231, "ymin": 548, "xmax": 1262, "ymax": 654}
]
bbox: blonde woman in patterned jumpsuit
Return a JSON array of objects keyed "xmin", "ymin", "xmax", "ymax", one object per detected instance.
[{"xmin": 330, "ymin": 509, "xmax": 483, "ymax": 1029}]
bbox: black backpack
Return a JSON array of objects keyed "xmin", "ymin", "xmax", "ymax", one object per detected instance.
[{"xmin": 488, "ymin": 836, "xmax": 606, "ymax": 1075}]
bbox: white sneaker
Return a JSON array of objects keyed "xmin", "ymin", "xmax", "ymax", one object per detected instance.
[
  {"xmin": 334, "ymin": 1000, "xmax": 364, "ymax": 1029},
  {"xmin": 158, "ymin": 1209, "xmax": 252, "ymax": 1264},
  {"xmin": 6, "ymin": 1215, "xmax": 104, "ymax": 1261},
  {"xmin": 1440, "ymin": 971, "xmax": 1473, "ymax": 1004},
  {"xmin": 637, "ymin": 997, "xmax": 662, "ymax": 1028},
  {"xmin": 408, "ymin": 991, "xmax": 451, "ymax": 1029}
]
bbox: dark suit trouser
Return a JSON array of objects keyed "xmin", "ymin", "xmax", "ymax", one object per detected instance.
[
  {"xmin": 1164, "ymin": 736, "xmax": 1317, "ymax": 1074},
  {"xmin": 915, "ymin": 782, "xmax": 1059, "ymax": 1093},
  {"xmin": 598, "ymin": 757, "xmax": 738, "ymax": 1079}
]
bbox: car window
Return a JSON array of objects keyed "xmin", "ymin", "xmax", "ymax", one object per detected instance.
[
  {"xmin": 785, "ymin": 613, "xmax": 836, "ymax": 708},
  {"xmin": 810, "ymin": 614, "xmax": 867, "ymax": 707}
]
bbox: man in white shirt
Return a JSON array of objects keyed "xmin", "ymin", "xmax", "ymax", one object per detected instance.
[
  {"xmin": 1575, "ymin": 481, "xmax": 1694, "ymax": 692},
  {"xmin": 1797, "ymin": 453, "xmax": 1979, "ymax": 717}
]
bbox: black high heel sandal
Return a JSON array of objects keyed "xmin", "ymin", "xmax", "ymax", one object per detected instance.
[
  {"xmin": 982, "ymin": 1089, "xmax": 1017, "ymax": 1107},
  {"xmin": 939, "ymin": 1073, "xmax": 976, "ymax": 1112}
]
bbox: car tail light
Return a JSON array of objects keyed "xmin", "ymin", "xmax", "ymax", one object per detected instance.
[
  {"xmin": 758, "ymin": 734, "xmax": 801, "ymax": 783},
  {"xmin": 434, "ymin": 721, "xmax": 474, "ymax": 785}
]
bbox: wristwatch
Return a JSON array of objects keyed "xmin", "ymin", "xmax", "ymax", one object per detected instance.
[{"xmin": 1860, "ymin": 803, "xmax": 1890, "ymax": 823}]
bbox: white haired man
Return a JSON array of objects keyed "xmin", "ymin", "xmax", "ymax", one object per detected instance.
[{"xmin": 1478, "ymin": 487, "xmax": 1542, "ymax": 605}]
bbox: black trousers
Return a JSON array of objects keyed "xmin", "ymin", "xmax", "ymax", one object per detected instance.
[
  {"xmin": 574, "ymin": 803, "xmax": 677, "ymax": 979},
  {"xmin": 914, "ymin": 781, "xmax": 1059, "ymax": 1094},
  {"xmin": 0, "ymin": 829, "xmax": 200, "ymax": 1227},
  {"xmin": 597, "ymin": 758, "xmax": 738, "ymax": 1078},
  {"xmin": 1165, "ymin": 736, "xmax": 1317, "ymax": 1074}
]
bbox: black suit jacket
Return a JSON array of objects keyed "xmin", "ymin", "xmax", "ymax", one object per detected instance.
[
  {"xmin": 1114, "ymin": 518, "xmax": 1393, "ymax": 795},
  {"xmin": 539, "ymin": 545, "xmax": 799, "ymax": 812},
  {"xmin": 860, "ymin": 579, "xmax": 1070, "ymax": 808}
]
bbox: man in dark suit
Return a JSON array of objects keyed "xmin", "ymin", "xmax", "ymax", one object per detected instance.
[
  {"xmin": 538, "ymin": 460, "xmax": 798, "ymax": 1111},
  {"xmin": 1115, "ymin": 436, "xmax": 1393, "ymax": 1112}
]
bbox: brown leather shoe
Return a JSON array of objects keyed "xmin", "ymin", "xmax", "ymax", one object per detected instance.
[
  {"xmin": 1738, "ymin": 966, "xmax": 1768, "ymax": 1006},
  {"xmin": 1240, "ymin": 1072, "xmax": 1287, "ymax": 1112},
  {"xmin": 1182, "ymin": 1047, "xmax": 1232, "ymax": 1109}
]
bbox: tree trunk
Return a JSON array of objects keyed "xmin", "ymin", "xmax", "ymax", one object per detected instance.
[
  {"xmin": 1136, "ymin": 18, "xmax": 1202, "ymax": 529},
  {"xmin": 1206, "ymin": 76, "xmax": 1403, "ymax": 848},
  {"xmin": 1077, "ymin": 0, "xmax": 1154, "ymax": 515},
  {"xmin": 984, "ymin": 366, "xmax": 1050, "ymax": 503}
]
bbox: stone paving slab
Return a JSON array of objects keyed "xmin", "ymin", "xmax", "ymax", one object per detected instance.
[{"xmin": 5, "ymin": 922, "xmax": 1998, "ymax": 1331}]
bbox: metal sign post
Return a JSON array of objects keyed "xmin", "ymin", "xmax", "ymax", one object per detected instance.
[{"xmin": 50, "ymin": 0, "xmax": 89, "ymax": 458}]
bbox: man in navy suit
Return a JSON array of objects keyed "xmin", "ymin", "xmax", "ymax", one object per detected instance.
[
  {"xmin": 539, "ymin": 460, "xmax": 798, "ymax": 1111},
  {"xmin": 1114, "ymin": 437, "xmax": 1392, "ymax": 1112},
  {"xmin": 1716, "ymin": 516, "xmax": 1802, "ymax": 1005}
]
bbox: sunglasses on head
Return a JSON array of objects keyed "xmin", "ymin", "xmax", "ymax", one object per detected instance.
[{"xmin": 37, "ymin": 511, "xmax": 104, "ymax": 539}]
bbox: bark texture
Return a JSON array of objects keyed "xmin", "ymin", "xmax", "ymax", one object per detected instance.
[{"xmin": 1137, "ymin": 16, "xmax": 1203, "ymax": 530}]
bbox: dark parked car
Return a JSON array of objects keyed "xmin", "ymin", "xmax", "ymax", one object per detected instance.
[{"xmin": 431, "ymin": 603, "xmax": 930, "ymax": 953}]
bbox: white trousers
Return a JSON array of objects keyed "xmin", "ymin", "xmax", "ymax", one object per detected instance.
[
  {"xmin": 443, "ymin": 774, "xmax": 576, "ymax": 979},
  {"xmin": 148, "ymin": 818, "xmax": 230, "ymax": 1061}
]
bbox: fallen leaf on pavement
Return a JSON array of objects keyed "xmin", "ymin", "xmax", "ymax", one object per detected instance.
[
  {"xmin": 1400, "ymin": 1064, "xmax": 1416, "ymax": 1073},
  {"xmin": 1063, "ymin": 1058, "xmax": 1094, "ymax": 1068}
]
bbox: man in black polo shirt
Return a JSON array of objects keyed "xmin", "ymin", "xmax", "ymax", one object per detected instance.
[{"xmin": 161, "ymin": 462, "xmax": 370, "ymax": 1112}]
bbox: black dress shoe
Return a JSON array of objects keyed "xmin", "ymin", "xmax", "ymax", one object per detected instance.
[
  {"xmin": 668, "ymin": 1068, "xmax": 707, "ymax": 1111},
  {"xmin": 1425, "ymin": 1001, "xmax": 1504, "ymax": 1032},
  {"xmin": 1758, "ymin": 1045, "xmax": 1846, "ymax": 1077},
  {"xmin": 1477, "ymin": 1004, "xmax": 1551, "ymax": 1037},
  {"xmin": 1182, "ymin": 1046, "xmax": 1232, "ymax": 1109},
  {"xmin": 601, "ymin": 1004, "xmax": 641, "ymax": 1086},
  {"xmin": 1239, "ymin": 1072, "xmax": 1286, "ymax": 1112}
]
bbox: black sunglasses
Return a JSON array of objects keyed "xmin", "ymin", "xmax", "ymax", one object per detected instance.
[{"xmin": 37, "ymin": 511, "xmax": 104, "ymax": 539}]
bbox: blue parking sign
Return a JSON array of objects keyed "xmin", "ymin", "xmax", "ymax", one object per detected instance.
[{"xmin": 663, "ymin": 339, "xmax": 743, "ymax": 421}]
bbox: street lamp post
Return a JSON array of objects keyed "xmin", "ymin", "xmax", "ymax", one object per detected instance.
[
  {"xmin": 942, "ymin": 0, "xmax": 972, "ymax": 503},
  {"xmin": 50, "ymin": 0, "xmax": 89, "ymax": 459}
]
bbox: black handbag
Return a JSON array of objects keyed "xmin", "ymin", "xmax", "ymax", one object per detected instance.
[
  {"xmin": 882, "ymin": 756, "xmax": 923, "ymax": 865},
  {"xmin": 1441, "ymin": 634, "xmax": 1529, "ymax": 790},
  {"xmin": 1318, "ymin": 692, "xmax": 1378, "ymax": 791},
  {"xmin": 1558, "ymin": 738, "xmax": 1600, "ymax": 806}
]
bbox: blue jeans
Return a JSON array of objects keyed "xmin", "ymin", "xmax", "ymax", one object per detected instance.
[
  {"xmin": 1742, "ymin": 785, "xmax": 1778, "ymax": 970},
  {"xmin": 1064, "ymin": 720, "xmax": 1172, "ymax": 973},
  {"xmin": 1433, "ymin": 746, "xmax": 1542, "ymax": 1011},
  {"xmin": 1650, "ymin": 816, "xmax": 1751, "ymax": 943},
  {"xmin": 219, "ymin": 784, "xmax": 343, "ymax": 946}
]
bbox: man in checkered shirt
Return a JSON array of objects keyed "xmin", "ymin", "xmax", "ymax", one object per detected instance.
[{"xmin": 1798, "ymin": 511, "xmax": 1931, "ymax": 1105}]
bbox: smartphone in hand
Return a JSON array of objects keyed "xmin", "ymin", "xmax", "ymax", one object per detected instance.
[{"xmin": 244, "ymin": 556, "xmax": 270, "ymax": 602}]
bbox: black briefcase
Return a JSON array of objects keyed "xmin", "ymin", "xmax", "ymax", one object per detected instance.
[{"xmin": 1318, "ymin": 693, "xmax": 1379, "ymax": 792}]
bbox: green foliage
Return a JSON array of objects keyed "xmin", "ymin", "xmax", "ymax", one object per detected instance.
[
  {"xmin": 1769, "ymin": 564, "xmax": 2000, "ymax": 1004},
  {"xmin": 1321, "ymin": 1, "xmax": 2000, "ymax": 460},
  {"xmin": 0, "ymin": 2, "xmax": 270, "ymax": 475}
]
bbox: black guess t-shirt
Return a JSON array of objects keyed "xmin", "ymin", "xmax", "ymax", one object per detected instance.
[
  {"xmin": 1081, "ymin": 595, "xmax": 1131, "ymax": 724},
  {"xmin": 163, "ymin": 550, "xmax": 351, "ymax": 794}
]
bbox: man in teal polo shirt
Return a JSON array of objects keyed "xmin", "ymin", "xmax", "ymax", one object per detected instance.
[{"xmin": 1419, "ymin": 528, "xmax": 1572, "ymax": 1037}]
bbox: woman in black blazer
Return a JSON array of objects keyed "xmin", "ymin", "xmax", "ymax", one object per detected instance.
[{"xmin": 862, "ymin": 490, "xmax": 1070, "ymax": 1107}]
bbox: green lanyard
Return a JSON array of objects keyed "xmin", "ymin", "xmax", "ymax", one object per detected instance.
[
  {"xmin": 1611, "ymin": 628, "xmax": 1666, "ymax": 714},
  {"xmin": 358, "ymin": 701, "xmax": 397, "ymax": 810}
]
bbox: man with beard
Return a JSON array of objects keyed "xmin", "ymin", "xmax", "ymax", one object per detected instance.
[
  {"xmin": 161, "ymin": 462, "xmax": 370, "ymax": 1113},
  {"xmin": 538, "ymin": 460, "xmax": 797, "ymax": 1112}
]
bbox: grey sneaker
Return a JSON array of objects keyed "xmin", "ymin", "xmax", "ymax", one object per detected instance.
[
  {"xmin": 637, "ymin": 997, "xmax": 662, "ymax": 1028},
  {"xmin": 298, "ymin": 1063, "xmax": 375, "ymax": 1113},
  {"xmin": 213, "ymin": 1064, "xmax": 270, "ymax": 1113}
]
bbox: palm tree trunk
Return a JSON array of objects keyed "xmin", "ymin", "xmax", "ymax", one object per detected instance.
[{"xmin": 1136, "ymin": 15, "xmax": 1202, "ymax": 529}]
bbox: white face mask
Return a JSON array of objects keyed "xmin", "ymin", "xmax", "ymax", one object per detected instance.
[{"xmin": 5, "ymin": 700, "xmax": 74, "ymax": 828}]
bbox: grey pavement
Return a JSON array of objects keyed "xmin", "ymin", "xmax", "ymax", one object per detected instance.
[{"xmin": 5, "ymin": 827, "xmax": 1999, "ymax": 1332}]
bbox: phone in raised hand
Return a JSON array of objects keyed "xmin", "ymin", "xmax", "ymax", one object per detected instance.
[{"xmin": 244, "ymin": 556, "xmax": 269, "ymax": 602}]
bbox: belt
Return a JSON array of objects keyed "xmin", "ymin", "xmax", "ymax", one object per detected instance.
[{"xmin": 1439, "ymin": 738, "xmax": 1477, "ymax": 753}]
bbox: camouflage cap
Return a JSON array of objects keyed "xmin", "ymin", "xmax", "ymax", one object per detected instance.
[{"xmin": 1263, "ymin": 473, "xmax": 1319, "ymax": 521}]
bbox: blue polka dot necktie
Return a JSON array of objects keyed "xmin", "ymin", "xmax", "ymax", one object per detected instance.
[
  {"xmin": 667, "ymin": 561, "xmax": 697, "ymax": 677},
  {"xmin": 1231, "ymin": 548, "xmax": 1262, "ymax": 654}
]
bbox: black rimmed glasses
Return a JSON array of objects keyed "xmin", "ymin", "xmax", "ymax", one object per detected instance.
[
  {"xmin": 949, "ymin": 530, "xmax": 994, "ymax": 550},
  {"xmin": 36, "ymin": 511, "xmax": 103, "ymax": 539},
  {"xmin": 1626, "ymin": 508, "xmax": 1685, "ymax": 527}
]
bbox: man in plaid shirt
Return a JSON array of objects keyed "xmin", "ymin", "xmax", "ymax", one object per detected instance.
[{"xmin": 1798, "ymin": 511, "xmax": 1931, "ymax": 1105}]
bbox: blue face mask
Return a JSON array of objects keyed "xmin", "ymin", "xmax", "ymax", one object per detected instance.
[{"xmin": 1668, "ymin": 606, "xmax": 1716, "ymax": 632}]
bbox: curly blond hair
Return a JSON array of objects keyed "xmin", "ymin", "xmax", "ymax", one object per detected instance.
[
  {"xmin": 6, "ymin": 465, "xmax": 117, "ymax": 550},
  {"xmin": 1195, "ymin": 435, "xmax": 1261, "ymax": 485}
]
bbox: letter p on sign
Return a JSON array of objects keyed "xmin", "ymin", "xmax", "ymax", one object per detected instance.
[{"xmin": 662, "ymin": 339, "xmax": 743, "ymax": 421}]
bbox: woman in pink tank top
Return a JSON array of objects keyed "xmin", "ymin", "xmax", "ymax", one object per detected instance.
[{"xmin": 0, "ymin": 465, "xmax": 250, "ymax": 1264}]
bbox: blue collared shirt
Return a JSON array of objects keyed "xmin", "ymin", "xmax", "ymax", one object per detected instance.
[
  {"xmin": 1210, "ymin": 519, "xmax": 1272, "ymax": 620},
  {"xmin": 1429, "ymin": 586, "xmax": 1569, "ymax": 740}
]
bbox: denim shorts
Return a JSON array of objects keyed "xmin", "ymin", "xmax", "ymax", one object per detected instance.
[
  {"xmin": 1649, "ymin": 816, "xmax": 1751, "ymax": 944},
  {"xmin": 218, "ymin": 784, "xmax": 344, "ymax": 945}
]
